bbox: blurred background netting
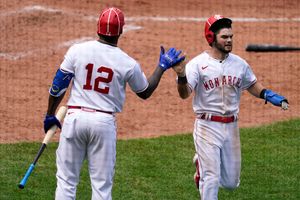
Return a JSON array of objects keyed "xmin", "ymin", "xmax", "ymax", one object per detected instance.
[{"xmin": 0, "ymin": 0, "xmax": 299, "ymax": 143}]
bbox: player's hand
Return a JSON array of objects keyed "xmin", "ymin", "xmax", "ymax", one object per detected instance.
[
  {"xmin": 158, "ymin": 46, "xmax": 185, "ymax": 71},
  {"xmin": 281, "ymin": 100, "xmax": 289, "ymax": 110},
  {"xmin": 43, "ymin": 115, "xmax": 62, "ymax": 133},
  {"xmin": 172, "ymin": 59, "xmax": 187, "ymax": 77}
]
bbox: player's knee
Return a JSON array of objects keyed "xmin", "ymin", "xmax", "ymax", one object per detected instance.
[
  {"xmin": 221, "ymin": 178, "xmax": 240, "ymax": 190},
  {"xmin": 55, "ymin": 176, "xmax": 77, "ymax": 199},
  {"xmin": 204, "ymin": 175, "xmax": 220, "ymax": 187}
]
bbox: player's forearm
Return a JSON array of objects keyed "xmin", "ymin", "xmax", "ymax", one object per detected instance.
[
  {"xmin": 177, "ymin": 76, "xmax": 191, "ymax": 99},
  {"xmin": 46, "ymin": 94, "xmax": 65, "ymax": 115},
  {"xmin": 136, "ymin": 66, "xmax": 164, "ymax": 99},
  {"xmin": 177, "ymin": 84, "xmax": 191, "ymax": 99},
  {"xmin": 248, "ymin": 81, "xmax": 288, "ymax": 109},
  {"xmin": 247, "ymin": 81, "xmax": 264, "ymax": 98}
]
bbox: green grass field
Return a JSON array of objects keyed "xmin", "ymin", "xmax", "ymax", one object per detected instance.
[{"xmin": 1, "ymin": 119, "xmax": 299, "ymax": 200}]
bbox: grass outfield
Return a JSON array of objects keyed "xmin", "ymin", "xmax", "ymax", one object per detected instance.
[{"xmin": 1, "ymin": 119, "xmax": 299, "ymax": 200}]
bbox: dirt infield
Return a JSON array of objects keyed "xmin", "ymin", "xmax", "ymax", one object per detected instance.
[{"xmin": 0, "ymin": 0, "xmax": 299, "ymax": 143}]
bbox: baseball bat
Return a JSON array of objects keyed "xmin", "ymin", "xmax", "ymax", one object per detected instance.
[
  {"xmin": 245, "ymin": 44, "xmax": 300, "ymax": 52},
  {"xmin": 18, "ymin": 106, "xmax": 67, "ymax": 189}
]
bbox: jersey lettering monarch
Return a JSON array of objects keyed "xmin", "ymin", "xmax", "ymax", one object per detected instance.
[
  {"xmin": 83, "ymin": 63, "xmax": 114, "ymax": 94},
  {"xmin": 202, "ymin": 75, "xmax": 242, "ymax": 91}
]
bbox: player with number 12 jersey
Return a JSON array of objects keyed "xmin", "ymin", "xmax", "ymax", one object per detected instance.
[
  {"xmin": 61, "ymin": 40, "xmax": 148, "ymax": 113},
  {"xmin": 44, "ymin": 7, "xmax": 185, "ymax": 200}
]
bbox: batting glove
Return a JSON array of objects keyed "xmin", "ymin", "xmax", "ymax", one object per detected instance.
[
  {"xmin": 43, "ymin": 115, "xmax": 61, "ymax": 133},
  {"xmin": 158, "ymin": 46, "xmax": 185, "ymax": 71}
]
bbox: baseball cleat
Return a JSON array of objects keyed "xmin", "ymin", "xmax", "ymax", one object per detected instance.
[{"xmin": 193, "ymin": 154, "xmax": 200, "ymax": 189}]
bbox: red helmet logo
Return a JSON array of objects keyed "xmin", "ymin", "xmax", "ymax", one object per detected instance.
[
  {"xmin": 97, "ymin": 7, "xmax": 125, "ymax": 36},
  {"xmin": 204, "ymin": 15, "xmax": 232, "ymax": 45}
]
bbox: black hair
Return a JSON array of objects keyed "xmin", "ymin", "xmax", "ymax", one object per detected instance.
[
  {"xmin": 210, "ymin": 18, "xmax": 232, "ymax": 34},
  {"xmin": 98, "ymin": 34, "xmax": 120, "ymax": 46}
]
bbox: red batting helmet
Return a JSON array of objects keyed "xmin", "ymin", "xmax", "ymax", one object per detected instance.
[
  {"xmin": 97, "ymin": 7, "xmax": 125, "ymax": 36},
  {"xmin": 204, "ymin": 15, "xmax": 232, "ymax": 45}
]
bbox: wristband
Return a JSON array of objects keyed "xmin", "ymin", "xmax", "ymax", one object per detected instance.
[
  {"xmin": 259, "ymin": 88, "xmax": 268, "ymax": 104},
  {"xmin": 259, "ymin": 89, "xmax": 266, "ymax": 99},
  {"xmin": 178, "ymin": 76, "xmax": 187, "ymax": 84}
]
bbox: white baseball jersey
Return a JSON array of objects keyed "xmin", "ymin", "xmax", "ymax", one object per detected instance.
[
  {"xmin": 186, "ymin": 51, "xmax": 256, "ymax": 115},
  {"xmin": 60, "ymin": 40, "xmax": 149, "ymax": 113},
  {"xmin": 189, "ymin": 51, "xmax": 256, "ymax": 200}
]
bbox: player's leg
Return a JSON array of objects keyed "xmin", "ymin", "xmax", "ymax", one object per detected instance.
[
  {"xmin": 193, "ymin": 119, "xmax": 223, "ymax": 200},
  {"xmin": 55, "ymin": 110, "xmax": 86, "ymax": 199},
  {"xmin": 219, "ymin": 122, "xmax": 241, "ymax": 189},
  {"xmin": 86, "ymin": 112, "xmax": 117, "ymax": 200},
  {"xmin": 193, "ymin": 153, "xmax": 200, "ymax": 189},
  {"xmin": 194, "ymin": 140, "xmax": 221, "ymax": 200}
]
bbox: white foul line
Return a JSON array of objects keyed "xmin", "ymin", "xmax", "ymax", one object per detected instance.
[
  {"xmin": 2, "ymin": 5, "xmax": 299, "ymax": 22},
  {"xmin": 126, "ymin": 16, "xmax": 300, "ymax": 22},
  {"xmin": 0, "ymin": 5, "xmax": 141, "ymax": 60},
  {"xmin": 0, "ymin": 24, "xmax": 142, "ymax": 60},
  {"xmin": 0, "ymin": 37, "xmax": 94, "ymax": 60},
  {"xmin": 1, "ymin": 5, "xmax": 299, "ymax": 60},
  {"xmin": 0, "ymin": 5, "xmax": 61, "ymax": 17}
]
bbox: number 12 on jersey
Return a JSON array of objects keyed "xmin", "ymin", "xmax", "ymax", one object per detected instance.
[{"xmin": 83, "ymin": 63, "xmax": 114, "ymax": 94}]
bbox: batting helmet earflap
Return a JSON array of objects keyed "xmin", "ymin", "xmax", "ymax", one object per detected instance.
[
  {"xmin": 97, "ymin": 7, "xmax": 125, "ymax": 36},
  {"xmin": 204, "ymin": 15, "xmax": 232, "ymax": 45}
]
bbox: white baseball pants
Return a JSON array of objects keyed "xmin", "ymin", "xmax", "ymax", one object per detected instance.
[
  {"xmin": 55, "ymin": 108, "xmax": 117, "ymax": 200},
  {"xmin": 193, "ymin": 118, "xmax": 241, "ymax": 200}
]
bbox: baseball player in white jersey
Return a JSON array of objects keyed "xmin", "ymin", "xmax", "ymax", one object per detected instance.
[
  {"xmin": 172, "ymin": 15, "xmax": 289, "ymax": 200},
  {"xmin": 43, "ymin": 7, "xmax": 185, "ymax": 200}
]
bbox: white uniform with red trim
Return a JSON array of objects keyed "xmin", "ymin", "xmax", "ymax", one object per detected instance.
[
  {"xmin": 186, "ymin": 51, "xmax": 256, "ymax": 200},
  {"xmin": 55, "ymin": 40, "xmax": 148, "ymax": 200},
  {"xmin": 61, "ymin": 40, "xmax": 148, "ymax": 112}
]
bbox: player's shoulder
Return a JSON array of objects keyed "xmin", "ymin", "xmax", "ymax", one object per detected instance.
[
  {"xmin": 115, "ymin": 47, "xmax": 140, "ymax": 68},
  {"xmin": 72, "ymin": 40, "xmax": 94, "ymax": 47},
  {"xmin": 67, "ymin": 40, "xmax": 96, "ymax": 52},
  {"xmin": 187, "ymin": 51, "xmax": 209, "ymax": 66},
  {"xmin": 228, "ymin": 53, "xmax": 248, "ymax": 65},
  {"xmin": 118, "ymin": 48, "xmax": 136, "ymax": 62}
]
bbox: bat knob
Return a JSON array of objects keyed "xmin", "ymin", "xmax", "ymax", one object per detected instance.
[{"xmin": 18, "ymin": 184, "xmax": 25, "ymax": 189}]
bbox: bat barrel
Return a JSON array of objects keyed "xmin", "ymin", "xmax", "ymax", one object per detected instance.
[{"xmin": 18, "ymin": 164, "xmax": 35, "ymax": 189}]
